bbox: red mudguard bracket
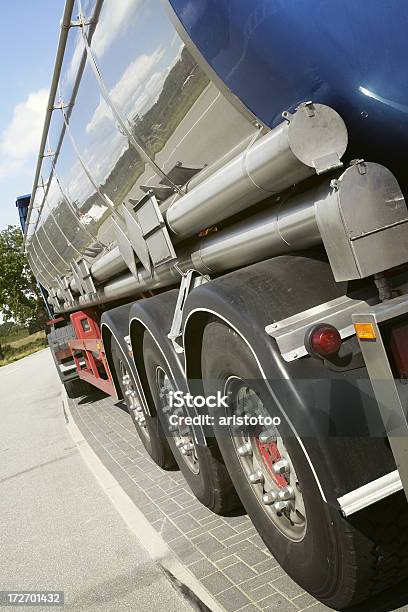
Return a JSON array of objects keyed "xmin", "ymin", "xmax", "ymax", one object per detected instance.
[{"xmin": 69, "ymin": 310, "xmax": 116, "ymax": 397}]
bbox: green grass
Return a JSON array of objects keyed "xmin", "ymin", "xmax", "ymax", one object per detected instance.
[
  {"xmin": 8, "ymin": 330, "xmax": 45, "ymax": 349},
  {"xmin": 0, "ymin": 331, "xmax": 47, "ymax": 366},
  {"xmin": 0, "ymin": 329, "xmax": 27, "ymax": 344}
]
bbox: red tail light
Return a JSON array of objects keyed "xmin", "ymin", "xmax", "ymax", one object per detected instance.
[{"xmin": 306, "ymin": 324, "xmax": 342, "ymax": 359}]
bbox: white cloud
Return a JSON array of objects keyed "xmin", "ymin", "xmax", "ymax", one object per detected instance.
[
  {"xmin": 93, "ymin": 0, "xmax": 143, "ymax": 58},
  {"xmin": 63, "ymin": 0, "xmax": 143, "ymax": 90},
  {"xmin": 86, "ymin": 48, "xmax": 165, "ymax": 133},
  {"xmin": 0, "ymin": 89, "xmax": 48, "ymax": 182}
]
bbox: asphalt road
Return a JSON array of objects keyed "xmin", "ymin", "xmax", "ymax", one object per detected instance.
[{"xmin": 0, "ymin": 349, "xmax": 193, "ymax": 612}]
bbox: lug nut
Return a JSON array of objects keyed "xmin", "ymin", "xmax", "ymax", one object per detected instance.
[
  {"xmin": 237, "ymin": 443, "xmax": 252, "ymax": 457},
  {"xmin": 273, "ymin": 459, "xmax": 289, "ymax": 475},
  {"xmin": 274, "ymin": 500, "xmax": 291, "ymax": 515},
  {"xmin": 181, "ymin": 442, "xmax": 194, "ymax": 455},
  {"xmin": 249, "ymin": 470, "xmax": 264, "ymax": 485},
  {"xmin": 278, "ymin": 486, "xmax": 294, "ymax": 501},
  {"xmin": 175, "ymin": 440, "xmax": 184, "ymax": 448},
  {"xmin": 122, "ymin": 374, "xmax": 130, "ymax": 384},
  {"xmin": 262, "ymin": 491, "xmax": 278, "ymax": 505},
  {"xmin": 258, "ymin": 429, "xmax": 277, "ymax": 444}
]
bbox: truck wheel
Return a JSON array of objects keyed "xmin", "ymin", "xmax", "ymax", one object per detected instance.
[
  {"xmin": 201, "ymin": 320, "xmax": 408, "ymax": 609},
  {"xmin": 143, "ymin": 331, "xmax": 241, "ymax": 514},
  {"xmin": 111, "ymin": 339, "xmax": 175, "ymax": 470}
]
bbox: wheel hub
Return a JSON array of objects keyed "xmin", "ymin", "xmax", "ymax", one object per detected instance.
[
  {"xmin": 119, "ymin": 362, "xmax": 150, "ymax": 440},
  {"xmin": 156, "ymin": 367, "xmax": 200, "ymax": 475},
  {"xmin": 227, "ymin": 378, "xmax": 306, "ymax": 541}
]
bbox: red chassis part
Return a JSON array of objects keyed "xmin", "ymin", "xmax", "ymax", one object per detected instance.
[{"xmin": 68, "ymin": 310, "xmax": 116, "ymax": 397}]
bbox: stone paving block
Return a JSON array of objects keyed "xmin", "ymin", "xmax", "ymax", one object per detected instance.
[
  {"xmin": 292, "ymin": 592, "xmax": 319, "ymax": 610},
  {"xmin": 160, "ymin": 518, "xmax": 183, "ymax": 542},
  {"xmin": 223, "ymin": 561, "xmax": 257, "ymax": 583},
  {"xmin": 201, "ymin": 572, "xmax": 234, "ymax": 595},
  {"xmin": 249, "ymin": 583, "xmax": 276, "ymax": 603},
  {"xmin": 216, "ymin": 586, "xmax": 252, "ymax": 612},
  {"xmin": 258, "ymin": 592, "xmax": 298, "ymax": 611},
  {"xmin": 222, "ymin": 530, "xmax": 259, "ymax": 549},
  {"xmin": 272, "ymin": 575, "xmax": 306, "ymax": 599},
  {"xmin": 215, "ymin": 555, "xmax": 240, "ymax": 570},
  {"xmin": 302, "ymin": 604, "xmax": 332, "ymax": 612},
  {"xmin": 241, "ymin": 568, "xmax": 287, "ymax": 594},
  {"xmin": 251, "ymin": 559, "xmax": 279, "ymax": 575},
  {"xmin": 191, "ymin": 533, "xmax": 226, "ymax": 556},
  {"xmin": 248, "ymin": 533, "xmax": 270, "ymax": 550},
  {"xmin": 171, "ymin": 514, "xmax": 201, "ymax": 533},
  {"xmin": 210, "ymin": 539, "xmax": 254, "ymax": 562},
  {"xmin": 210, "ymin": 524, "xmax": 238, "ymax": 541},
  {"xmin": 188, "ymin": 558, "xmax": 218, "ymax": 579},
  {"xmin": 187, "ymin": 520, "xmax": 226, "ymax": 540},
  {"xmin": 236, "ymin": 545, "xmax": 271, "ymax": 568},
  {"xmin": 237, "ymin": 605, "xmax": 261, "ymax": 612},
  {"xmin": 155, "ymin": 498, "xmax": 183, "ymax": 516},
  {"xmin": 169, "ymin": 536, "xmax": 202, "ymax": 564},
  {"xmin": 145, "ymin": 485, "xmax": 167, "ymax": 500}
]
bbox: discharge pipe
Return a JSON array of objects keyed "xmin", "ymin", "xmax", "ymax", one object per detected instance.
[{"xmin": 84, "ymin": 102, "xmax": 347, "ymax": 287}]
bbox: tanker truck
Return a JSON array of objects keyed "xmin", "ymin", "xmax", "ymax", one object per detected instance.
[{"xmin": 23, "ymin": 0, "xmax": 408, "ymax": 608}]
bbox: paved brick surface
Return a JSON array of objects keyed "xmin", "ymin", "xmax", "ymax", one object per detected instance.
[{"xmin": 68, "ymin": 392, "xmax": 408, "ymax": 612}]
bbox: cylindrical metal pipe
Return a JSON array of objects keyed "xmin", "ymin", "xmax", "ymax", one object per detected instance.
[
  {"xmin": 190, "ymin": 190, "xmax": 321, "ymax": 274},
  {"xmin": 68, "ymin": 179, "xmax": 331, "ymax": 310},
  {"xmin": 166, "ymin": 103, "xmax": 347, "ymax": 238},
  {"xmin": 23, "ymin": 0, "xmax": 75, "ymax": 246},
  {"xmin": 86, "ymin": 105, "xmax": 346, "ymax": 286},
  {"xmin": 85, "ymin": 133, "xmax": 264, "ymax": 285},
  {"xmin": 91, "ymin": 246, "xmax": 125, "ymax": 282},
  {"xmin": 79, "ymin": 264, "xmax": 180, "ymax": 306}
]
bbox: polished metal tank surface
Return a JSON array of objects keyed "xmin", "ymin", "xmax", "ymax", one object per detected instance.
[
  {"xmin": 27, "ymin": 0, "xmax": 407, "ymax": 295},
  {"xmin": 26, "ymin": 0, "xmax": 258, "ymax": 289},
  {"xmin": 169, "ymin": 0, "xmax": 408, "ymax": 191}
]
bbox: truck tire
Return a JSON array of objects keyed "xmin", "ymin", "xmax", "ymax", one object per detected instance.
[
  {"xmin": 48, "ymin": 324, "xmax": 93, "ymax": 398},
  {"xmin": 201, "ymin": 319, "xmax": 408, "ymax": 610},
  {"xmin": 111, "ymin": 338, "xmax": 175, "ymax": 470},
  {"xmin": 142, "ymin": 331, "xmax": 241, "ymax": 514}
]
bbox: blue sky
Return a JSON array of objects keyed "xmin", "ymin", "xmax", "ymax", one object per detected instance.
[{"xmin": 0, "ymin": 1, "xmax": 64, "ymax": 230}]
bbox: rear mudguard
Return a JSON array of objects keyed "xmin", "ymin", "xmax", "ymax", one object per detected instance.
[
  {"xmin": 182, "ymin": 252, "xmax": 395, "ymax": 507},
  {"xmin": 129, "ymin": 291, "xmax": 206, "ymax": 444},
  {"xmin": 101, "ymin": 303, "xmax": 143, "ymax": 404}
]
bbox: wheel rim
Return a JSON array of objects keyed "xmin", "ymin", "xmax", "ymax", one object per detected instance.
[
  {"xmin": 225, "ymin": 376, "xmax": 307, "ymax": 542},
  {"xmin": 155, "ymin": 366, "xmax": 200, "ymax": 475},
  {"xmin": 119, "ymin": 360, "xmax": 150, "ymax": 441}
]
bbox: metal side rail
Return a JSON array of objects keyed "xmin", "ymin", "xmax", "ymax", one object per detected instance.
[{"xmin": 353, "ymin": 293, "xmax": 408, "ymax": 507}]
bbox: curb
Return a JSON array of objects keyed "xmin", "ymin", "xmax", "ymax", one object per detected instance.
[{"xmin": 62, "ymin": 387, "xmax": 224, "ymax": 612}]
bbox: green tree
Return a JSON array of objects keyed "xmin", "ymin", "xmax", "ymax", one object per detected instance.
[{"xmin": 0, "ymin": 225, "xmax": 46, "ymax": 328}]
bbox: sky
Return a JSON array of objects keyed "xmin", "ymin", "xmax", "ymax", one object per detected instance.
[{"xmin": 0, "ymin": 1, "xmax": 65, "ymax": 230}]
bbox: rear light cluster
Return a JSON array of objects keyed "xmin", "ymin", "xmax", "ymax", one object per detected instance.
[{"xmin": 305, "ymin": 324, "xmax": 342, "ymax": 359}]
